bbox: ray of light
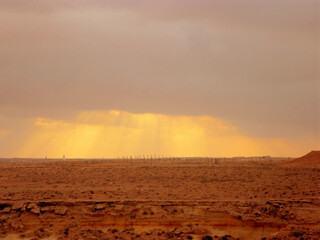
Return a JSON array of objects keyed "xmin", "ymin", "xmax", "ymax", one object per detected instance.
[{"xmin": 6, "ymin": 110, "xmax": 320, "ymax": 158}]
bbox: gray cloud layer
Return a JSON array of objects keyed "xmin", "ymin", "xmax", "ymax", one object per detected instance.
[{"xmin": 0, "ymin": 0, "xmax": 319, "ymax": 139}]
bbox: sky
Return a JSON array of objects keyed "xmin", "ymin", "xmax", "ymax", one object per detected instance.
[{"xmin": 0, "ymin": 0, "xmax": 319, "ymax": 158}]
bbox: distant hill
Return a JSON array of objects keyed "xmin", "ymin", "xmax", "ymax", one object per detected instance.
[{"xmin": 280, "ymin": 151, "xmax": 320, "ymax": 168}]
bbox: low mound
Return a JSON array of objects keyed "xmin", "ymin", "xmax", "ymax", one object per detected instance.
[{"xmin": 280, "ymin": 151, "xmax": 320, "ymax": 168}]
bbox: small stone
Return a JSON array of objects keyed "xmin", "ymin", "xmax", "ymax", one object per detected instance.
[
  {"xmin": 2, "ymin": 206, "xmax": 11, "ymax": 213},
  {"xmin": 27, "ymin": 203, "xmax": 40, "ymax": 215},
  {"xmin": 40, "ymin": 206, "xmax": 51, "ymax": 213},
  {"xmin": 54, "ymin": 206, "xmax": 68, "ymax": 215},
  {"xmin": 31, "ymin": 208, "xmax": 40, "ymax": 215},
  {"xmin": 26, "ymin": 203, "xmax": 35, "ymax": 211},
  {"xmin": 95, "ymin": 203, "xmax": 107, "ymax": 211}
]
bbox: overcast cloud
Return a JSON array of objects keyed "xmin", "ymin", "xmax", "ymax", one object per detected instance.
[{"xmin": 0, "ymin": 0, "xmax": 319, "ymax": 143}]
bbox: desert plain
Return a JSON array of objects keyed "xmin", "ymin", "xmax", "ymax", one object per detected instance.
[{"xmin": 0, "ymin": 152, "xmax": 319, "ymax": 240}]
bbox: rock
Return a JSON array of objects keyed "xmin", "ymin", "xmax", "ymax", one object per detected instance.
[
  {"xmin": 0, "ymin": 215, "xmax": 8, "ymax": 222},
  {"xmin": 192, "ymin": 226, "xmax": 209, "ymax": 235},
  {"xmin": 253, "ymin": 210, "xmax": 261, "ymax": 217},
  {"xmin": 95, "ymin": 203, "xmax": 107, "ymax": 211},
  {"xmin": 107, "ymin": 202, "xmax": 115, "ymax": 208},
  {"xmin": 31, "ymin": 207, "xmax": 40, "ymax": 215},
  {"xmin": 54, "ymin": 206, "xmax": 68, "ymax": 215},
  {"xmin": 10, "ymin": 221, "xmax": 24, "ymax": 230},
  {"xmin": 27, "ymin": 203, "xmax": 40, "ymax": 215},
  {"xmin": 12, "ymin": 202, "xmax": 25, "ymax": 211},
  {"xmin": 26, "ymin": 203, "xmax": 35, "ymax": 211},
  {"xmin": 40, "ymin": 206, "xmax": 51, "ymax": 213},
  {"xmin": 114, "ymin": 205, "xmax": 124, "ymax": 212},
  {"xmin": 35, "ymin": 227, "xmax": 51, "ymax": 238},
  {"xmin": 2, "ymin": 206, "xmax": 11, "ymax": 213},
  {"xmin": 174, "ymin": 226, "xmax": 192, "ymax": 234}
]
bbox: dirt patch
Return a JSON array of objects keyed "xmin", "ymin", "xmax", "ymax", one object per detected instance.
[
  {"xmin": 280, "ymin": 151, "xmax": 320, "ymax": 168},
  {"xmin": 0, "ymin": 158, "xmax": 319, "ymax": 239}
]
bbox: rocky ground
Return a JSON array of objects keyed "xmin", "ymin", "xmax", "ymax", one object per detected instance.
[{"xmin": 0, "ymin": 158, "xmax": 319, "ymax": 239}]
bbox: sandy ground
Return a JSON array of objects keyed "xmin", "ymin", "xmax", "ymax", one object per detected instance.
[
  {"xmin": 279, "ymin": 151, "xmax": 320, "ymax": 168},
  {"xmin": 0, "ymin": 158, "xmax": 319, "ymax": 239}
]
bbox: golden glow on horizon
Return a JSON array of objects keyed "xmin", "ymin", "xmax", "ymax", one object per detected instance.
[
  {"xmin": 9, "ymin": 110, "xmax": 319, "ymax": 158},
  {"xmin": 0, "ymin": 130, "xmax": 7, "ymax": 139}
]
